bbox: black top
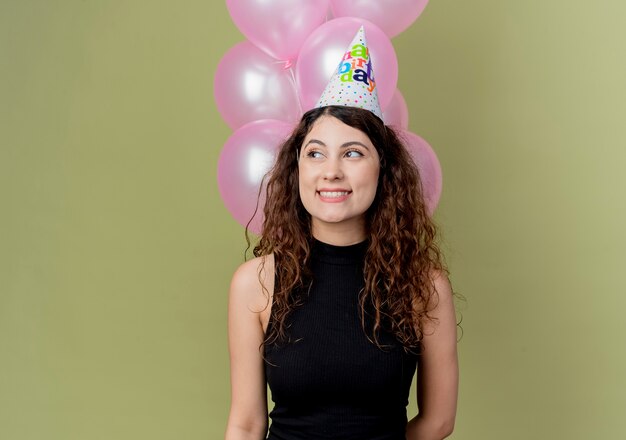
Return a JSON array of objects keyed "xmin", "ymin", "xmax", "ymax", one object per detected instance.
[{"xmin": 264, "ymin": 239, "xmax": 418, "ymax": 440}]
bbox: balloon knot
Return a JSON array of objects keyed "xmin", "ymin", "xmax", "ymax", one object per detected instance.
[{"xmin": 283, "ymin": 60, "xmax": 293, "ymax": 69}]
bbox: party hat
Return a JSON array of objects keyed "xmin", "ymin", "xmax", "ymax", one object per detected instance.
[{"xmin": 315, "ymin": 26, "xmax": 383, "ymax": 120}]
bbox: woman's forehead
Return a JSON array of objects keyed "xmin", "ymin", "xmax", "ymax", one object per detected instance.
[{"xmin": 303, "ymin": 116, "xmax": 372, "ymax": 145}]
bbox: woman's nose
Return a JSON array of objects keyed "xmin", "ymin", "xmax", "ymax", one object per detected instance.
[{"xmin": 322, "ymin": 157, "xmax": 344, "ymax": 180}]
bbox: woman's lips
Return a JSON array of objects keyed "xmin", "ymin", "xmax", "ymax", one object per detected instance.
[{"xmin": 317, "ymin": 190, "xmax": 351, "ymax": 202}]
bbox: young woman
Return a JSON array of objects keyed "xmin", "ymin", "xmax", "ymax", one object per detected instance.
[{"xmin": 225, "ymin": 104, "xmax": 458, "ymax": 440}]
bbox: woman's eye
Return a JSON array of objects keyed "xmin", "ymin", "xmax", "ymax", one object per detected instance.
[
  {"xmin": 306, "ymin": 150, "xmax": 323, "ymax": 159},
  {"xmin": 345, "ymin": 149, "xmax": 364, "ymax": 158}
]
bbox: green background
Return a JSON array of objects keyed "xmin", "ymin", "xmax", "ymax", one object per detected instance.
[{"xmin": 2, "ymin": 0, "xmax": 625, "ymax": 438}]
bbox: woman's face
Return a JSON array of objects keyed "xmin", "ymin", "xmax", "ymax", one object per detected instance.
[{"xmin": 298, "ymin": 115, "xmax": 380, "ymax": 239}]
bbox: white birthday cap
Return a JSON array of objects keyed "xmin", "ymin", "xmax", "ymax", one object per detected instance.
[{"xmin": 315, "ymin": 26, "xmax": 383, "ymax": 120}]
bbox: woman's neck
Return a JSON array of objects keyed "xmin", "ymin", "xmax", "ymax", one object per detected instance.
[{"xmin": 311, "ymin": 220, "xmax": 366, "ymax": 246}]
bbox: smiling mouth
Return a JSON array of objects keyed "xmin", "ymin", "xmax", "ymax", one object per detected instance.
[{"xmin": 318, "ymin": 191, "xmax": 351, "ymax": 198}]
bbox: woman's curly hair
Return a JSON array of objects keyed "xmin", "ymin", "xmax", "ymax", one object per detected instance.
[{"xmin": 252, "ymin": 105, "xmax": 447, "ymax": 353}]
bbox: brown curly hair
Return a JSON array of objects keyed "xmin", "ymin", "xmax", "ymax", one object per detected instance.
[{"xmin": 252, "ymin": 105, "xmax": 447, "ymax": 353}]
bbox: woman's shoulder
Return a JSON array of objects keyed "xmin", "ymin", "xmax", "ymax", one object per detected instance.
[
  {"xmin": 229, "ymin": 254, "xmax": 275, "ymax": 307},
  {"xmin": 426, "ymin": 268, "xmax": 453, "ymax": 306},
  {"xmin": 430, "ymin": 268, "xmax": 451, "ymax": 291},
  {"xmin": 231, "ymin": 253, "xmax": 275, "ymax": 284}
]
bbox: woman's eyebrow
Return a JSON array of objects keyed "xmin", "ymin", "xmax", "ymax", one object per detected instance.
[
  {"xmin": 304, "ymin": 139, "xmax": 326, "ymax": 147},
  {"xmin": 340, "ymin": 141, "xmax": 370, "ymax": 150},
  {"xmin": 304, "ymin": 139, "xmax": 370, "ymax": 150}
]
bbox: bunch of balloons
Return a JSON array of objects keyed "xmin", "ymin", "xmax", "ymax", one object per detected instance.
[{"xmin": 215, "ymin": 0, "xmax": 442, "ymax": 234}]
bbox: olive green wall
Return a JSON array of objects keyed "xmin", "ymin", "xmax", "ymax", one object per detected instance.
[{"xmin": 1, "ymin": 1, "xmax": 624, "ymax": 439}]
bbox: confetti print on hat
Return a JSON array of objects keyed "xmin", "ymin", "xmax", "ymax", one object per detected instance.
[{"xmin": 315, "ymin": 26, "xmax": 383, "ymax": 120}]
